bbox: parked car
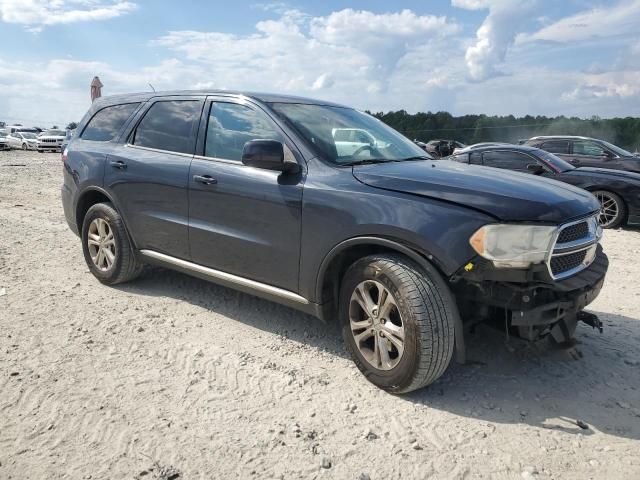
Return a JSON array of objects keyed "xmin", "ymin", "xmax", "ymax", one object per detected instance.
[
  {"xmin": 525, "ymin": 136, "xmax": 640, "ymax": 173},
  {"xmin": 449, "ymin": 144, "xmax": 640, "ymax": 228},
  {"xmin": 6, "ymin": 131, "xmax": 38, "ymax": 150},
  {"xmin": 332, "ymin": 128, "xmax": 390, "ymax": 157},
  {"xmin": 62, "ymin": 91, "xmax": 607, "ymax": 393},
  {"xmin": 0, "ymin": 130, "xmax": 10, "ymax": 150},
  {"xmin": 423, "ymin": 139, "xmax": 465, "ymax": 158},
  {"xmin": 5, "ymin": 125, "xmax": 39, "ymax": 134},
  {"xmin": 37, "ymin": 129, "xmax": 66, "ymax": 152}
]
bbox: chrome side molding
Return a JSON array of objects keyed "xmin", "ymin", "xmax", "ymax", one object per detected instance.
[{"xmin": 139, "ymin": 249, "xmax": 309, "ymax": 305}]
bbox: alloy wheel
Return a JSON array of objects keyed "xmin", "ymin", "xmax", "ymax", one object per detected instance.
[
  {"xmin": 87, "ymin": 217, "xmax": 116, "ymax": 271},
  {"xmin": 595, "ymin": 191, "xmax": 619, "ymax": 228},
  {"xmin": 349, "ymin": 280, "xmax": 405, "ymax": 370}
]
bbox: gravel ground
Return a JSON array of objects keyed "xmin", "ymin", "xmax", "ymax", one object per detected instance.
[{"xmin": 1, "ymin": 150, "xmax": 639, "ymax": 480}]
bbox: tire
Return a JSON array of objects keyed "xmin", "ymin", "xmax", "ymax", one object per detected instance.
[
  {"xmin": 81, "ymin": 202, "xmax": 143, "ymax": 285},
  {"xmin": 22, "ymin": 143, "xmax": 28, "ymax": 150},
  {"xmin": 593, "ymin": 190, "xmax": 626, "ymax": 229},
  {"xmin": 339, "ymin": 254, "xmax": 457, "ymax": 394},
  {"xmin": 38, "ymin": 150, "xmax": 43, "ymax": 153}
]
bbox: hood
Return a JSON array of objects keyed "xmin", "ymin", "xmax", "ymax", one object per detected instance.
[
  {"xmin": 572, "ymin": 166, "xmax": 640, "ymax": 182},
  {"xmin": 353, "ymin": 160, "xmax": 600, "ymax": 223}
]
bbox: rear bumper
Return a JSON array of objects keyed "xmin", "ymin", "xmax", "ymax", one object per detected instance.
[{"xmin": 454, "ymin": 246, "xmax": 608, "ymax": 339}]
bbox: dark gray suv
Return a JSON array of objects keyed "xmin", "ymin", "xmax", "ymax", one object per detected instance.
[
  {"xmin": 61, "ymin": 91, "xmax": 608, "ymax": 393},
  {"xmin": 525, "ymin": 135, "xmax": 640, "ymax": 173}
]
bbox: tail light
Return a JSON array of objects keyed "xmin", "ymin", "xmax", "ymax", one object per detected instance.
[{"xmin": 61, "ymin": 147, "xmax": 68, "ymax": 164}]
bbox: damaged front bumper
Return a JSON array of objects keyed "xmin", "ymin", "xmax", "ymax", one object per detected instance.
[{"xmin": 453, "ymin": 245, "xmax": 608, "ymax": 343}]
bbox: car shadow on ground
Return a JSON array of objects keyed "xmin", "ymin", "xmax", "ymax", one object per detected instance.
[{"xmin": 117, "ymin": 267, "xmax": 640, "ymax": 441}]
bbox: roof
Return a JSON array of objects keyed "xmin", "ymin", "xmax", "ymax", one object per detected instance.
[
  {"xmin": 455, "ymin": 143, "xmax": 542, "ymax": 155},
  {"xmin": 93, "ymin": 90, "xmax": 349, "ymax": 108},
  {"xmin": 528, "ymin": 135, "xmax": 591, "ymax": 141}
]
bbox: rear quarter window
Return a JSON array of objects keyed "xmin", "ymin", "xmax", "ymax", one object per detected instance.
[{"xmin": 81, "ymin": 103, "xmax": 140, "ymax": 141}]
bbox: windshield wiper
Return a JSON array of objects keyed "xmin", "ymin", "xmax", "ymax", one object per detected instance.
[
  {"xmin": 394, "ymin": 155, "xmax": 432, "ymax": 162},
  {"xmin": 344, "ymin": 159, "xmax": 392, "ymax": 166},
  {"xmin": 345, "ymin": 156, "xmax": 432, "ymax": 166}
]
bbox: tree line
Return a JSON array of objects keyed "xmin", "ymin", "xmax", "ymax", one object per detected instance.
[{"xmin": 371, "ymin": 111, "xmax": 640, "ymax": 152}]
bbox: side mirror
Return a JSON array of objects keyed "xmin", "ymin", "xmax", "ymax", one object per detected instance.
[
  {"xmin": 527, "ymin": 163, "xmax": 544, "ymax": 175},
  {"xmin": 242, "ymin": 140, "xmax": 299, "ymax": 173},
  {"xmin": 602, "ymin": 150, "xmax": 614, "ymax": 159}
]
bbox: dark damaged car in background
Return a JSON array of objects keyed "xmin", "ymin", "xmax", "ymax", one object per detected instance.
[
  {"xmin": 450, "ymin": 144, "xmax": 640, "ymax": 229},
  {"xmin": 61, "ymin": 90, "xmax": 608, "ymax": 393}
]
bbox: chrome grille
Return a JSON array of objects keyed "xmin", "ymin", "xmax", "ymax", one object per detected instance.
[
  {"xmin": 550, "ymin": 250, "xmax": 587, "ymax": 276},
  {"xmin": 557, "ymin": 222, "xmax": 589, "ymax": 243},
  {"xmin": 548, "ymin": 215, "xmax": 601, "ymax": 280}
]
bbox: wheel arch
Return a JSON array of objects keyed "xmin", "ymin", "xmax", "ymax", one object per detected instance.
[
  {"xmin": 75, "ymin": 187, "xmax": 117, "ymax": 234},
  {"xmin": 315, "ymin": 236, "xmax": 447, "ymax": 313},
  {"xmin": 315, "ymin": 235, "xmax": 466, "ymax": 363},
  {"xmin": 585, "ymin": 187, "xmax": 629, "ymax": 225}
]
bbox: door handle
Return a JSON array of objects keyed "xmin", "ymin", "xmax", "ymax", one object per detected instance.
[
  {"xmin": 570, "ymin": 159, "xmax": 580, "ymax": 164},
  {"xmin": 193, "ymin": 174, "xmax": 217, "ymax": 185},
  {"xmin": 110, "ymin": 160, "xmax": 127, "ymax": 169}
]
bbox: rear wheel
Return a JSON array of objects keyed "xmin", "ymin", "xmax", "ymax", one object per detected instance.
[
  {"xmin": 594, "ymin": 190, "xmax": 626, "ymax": 228},
  {"xmin": 81, "ymin": 202, "xmax": 143, "ymax": 285},
  {"xmin": 340, "ymin": 254, "xmax": 457, "ymax": 394},
  {"xmin": 22, "ymin": 143, "xmax": 28, "ymax": 150}
]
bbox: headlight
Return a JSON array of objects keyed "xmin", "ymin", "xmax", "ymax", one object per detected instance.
[{"xmin": 469, "ymin": 224, "xmax": 557, "ymax": 269}]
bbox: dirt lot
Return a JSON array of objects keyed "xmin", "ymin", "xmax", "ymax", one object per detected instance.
[{"xmin": 1, "ymin": 150, "xmax": 639, "ymax": 480}]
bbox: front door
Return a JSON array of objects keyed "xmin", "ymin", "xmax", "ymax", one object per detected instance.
[
  {"xmin": 188, "ymin": 99, "xmax": 304, "ymax": 292},
  {"xmin": 569, "ymin": 140, "xmax": 611, "ymax": 168},
  {"xmin": 104, "ymin": 97, "xmax": 204, "ymax": 259}
]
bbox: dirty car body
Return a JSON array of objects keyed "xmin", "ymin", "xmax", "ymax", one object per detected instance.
[{"xmin": 61, "ymin": 90, "xmax": 608, "ymax": 392}]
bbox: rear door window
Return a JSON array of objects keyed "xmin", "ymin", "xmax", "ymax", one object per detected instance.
[
  {"xmin": 81, "ymin": 103, "xmax": 140, "ymax": 141},
  {"xmin": 482, "ymin": 151, "xmax": 532, "ymax": 171},
  {"xmin": 132, "ymin": 100, "xmax": 202, "ymax": 154},
  {"xmin": 540, "ymin": 140, "xmax": 569, "ymax": 154},
  {"xmin": 204, "ymin": 102, "xmax": 283, "ymax": 161},
  {"xmin": 451, "ymin": 153, "xmax": 468, "ymax": 163}
]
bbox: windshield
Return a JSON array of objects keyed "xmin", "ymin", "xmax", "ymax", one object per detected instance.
[
  {"xmin": 537, "ymin": 149, "xmax": 575, "ymax": 172},
  {"xmin": 269, "ymin": 103, "xmax": 432, "ymax": 164},
  {"xmin": 21, "ymin": 132, "xmax": 37, "ymax": 139},
  {"xmin": 601, "ymin": 140, "xmax": 634, "ymax": 157}
]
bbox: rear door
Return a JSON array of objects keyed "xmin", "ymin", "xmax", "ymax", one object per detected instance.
[
  {"xmin": 539, "ymin": 140, "xmax": 570, "ymax": 162},
  {"xmin": 104, "ymin": 96, "xmax": 204, "ymax": 259},
  {"xmin": 187, "ymin": 97, "xmax": 304, "ymax": 292}
]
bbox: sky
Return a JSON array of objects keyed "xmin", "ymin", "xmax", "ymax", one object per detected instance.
[{"xmin": 0, "ymin": 0, "xmax": 639, "ymax": 127}]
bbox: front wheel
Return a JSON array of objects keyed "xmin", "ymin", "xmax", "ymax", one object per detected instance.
[
  {"xmin": 81, "ymin": 202, "xmax": 143, "ymax": 285},
  {"xmin": 22, "ymin": 143, "xmax": 28, "ymax": 150},
  {"xmin": 594, "ymin": 190, "xmax": 626, "ymax": 228},
  {"xmin": 340, "ymin": 254, "xmax": 458, "ymax": 394}
]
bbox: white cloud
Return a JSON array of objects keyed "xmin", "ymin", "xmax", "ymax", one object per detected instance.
[
  {"xmin": 454, "ymin": 0, "xmax": 536, "ymax": 81},
  {"xmin": 451, "ymin": 0, "xmax": 491, "ymax": 10},
  {"xmin": 2, "ymin": 4, "xmax": 640, "ymax": 126},
  {"xmin": 519, "ymin": 0, "xmax": 640, "ymax": 44},
  {"xmin": 153, "ymin": 8, "xmax": 459, "ymax": 98},
  {"xmin": 563, "ymin": 72, "xmax": 640, "ymax": 101},
  {"xmin": 0, "ymin": 0, "xmax": 136, "ymax": 30}
]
